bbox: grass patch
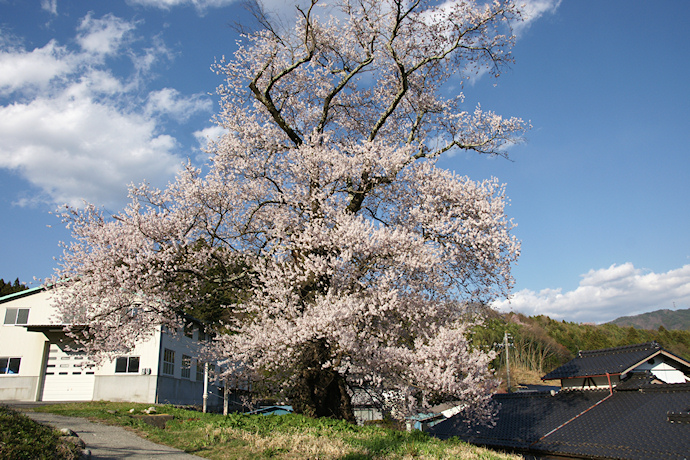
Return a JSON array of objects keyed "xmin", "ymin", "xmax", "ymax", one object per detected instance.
[
  {"xmin": 0, "ymin": 405, "xmax": 82, "ymax": 460},
  {"xmin": 31, "ymin": 401, "xmax": 521, "ymax": 459}
]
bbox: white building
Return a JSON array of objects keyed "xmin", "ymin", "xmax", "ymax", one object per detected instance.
[
  {"xmin": 541, "ymin": 341, "xmax": 690, "ymax": 390},
  {"xmin": 0, "ymin": 285, "xmax": 221, "ymax": 407}
]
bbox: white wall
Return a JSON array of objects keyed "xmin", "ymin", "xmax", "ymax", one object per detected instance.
[
  {"xmin": 0, "ymin": 290, "xmax": 53, "ymax": 400},
  {"xmin": 1, "ymin": 287, "xmax": 220, "ymax": 406},
  {"xmin": 634, "ymin": 355, "xmax": 690, "ymax": 384},
  {"xmin": 90, "ymin": 328, "xmax": 163, "ymax": 403},
  {"xmin": 94, "ymin": 329, "xmax": 162, "ymax": 377}
]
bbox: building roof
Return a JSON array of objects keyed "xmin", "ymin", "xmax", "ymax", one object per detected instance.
[
  {"xmin": 542, "ymin": 342, "xmax": 690, "ymax": 380},
  {"xmin": 614, "ymin": 370, "xmax": 663, "ymax": 389},
  {"xmin": 537, "ymin": 384, "xmax": 690, "ymax": 459},
  {"xmin": 0, "ymin": 284, "xmax": 46, "ymax": 304},
  {"xmin": 429, "ymin": 382, "xmax": 690, "ymax": 460},
  {"xmin": 431, "ymin": 389, "xmax": 607, "ymax": 449}
]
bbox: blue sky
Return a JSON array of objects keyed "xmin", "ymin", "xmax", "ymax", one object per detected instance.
[{"xmin": 1, "ymin": 0, "xmax": 689, "ymax": 324}]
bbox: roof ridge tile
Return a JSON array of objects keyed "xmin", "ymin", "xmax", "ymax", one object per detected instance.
[{"xmin": 577, "ymin": 341, "xmax": 658, "ymax": 357}]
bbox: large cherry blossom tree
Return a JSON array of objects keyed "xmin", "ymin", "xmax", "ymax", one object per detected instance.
[{"xmin": 54, "ymin": 0, "xmax": 527, "ymax": 421}]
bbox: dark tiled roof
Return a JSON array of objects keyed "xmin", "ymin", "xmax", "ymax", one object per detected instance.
[
  {"xmin": 429, "ymin": 384, "xmax": 690, "ymax": 460},
  {"xmin": 538, "ymin": 385, "xmax": 690, "ymax": 459},
  {"xmin": 614, "ymin": 370, "xmax": 660, "ymax": 390},
  {"xmin": 430, "ymin": 390, "xmax": 609, "ymax": 448},
  {"xmin": 542, "ymin": 342, "xmax": 662, "ymax": 380}
]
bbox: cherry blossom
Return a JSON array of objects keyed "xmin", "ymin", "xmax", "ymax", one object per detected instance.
[{"xmin": 54, "ymin": 0, "xmax": 526, "ymax": 421}]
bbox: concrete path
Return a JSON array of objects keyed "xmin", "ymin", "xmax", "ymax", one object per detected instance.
[{"xmin": 14, "ymin": 406, "xmax": 203, "ymax": 459}]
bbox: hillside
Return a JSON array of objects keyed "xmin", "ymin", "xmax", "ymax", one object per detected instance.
[
  {"xmin": 608, "ymin": 308, "xmax": 690, "ymax": 331},
  {"xmin": 473, "ymin": 310, "xmax": 690, "ymax": 388}
]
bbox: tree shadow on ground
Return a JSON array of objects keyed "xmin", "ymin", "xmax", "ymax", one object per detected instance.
[{"xmin": 337, "ymin": 429, "xmax": 430, "ymax": 460}]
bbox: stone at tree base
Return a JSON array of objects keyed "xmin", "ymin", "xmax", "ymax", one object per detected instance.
[
  {"xmin": 64, "ymin": 435, "xmax": 86, "ymax": 449},
  {"xmin": 132, "ymin": 413, "xmax": 174, "ymax": 429}
]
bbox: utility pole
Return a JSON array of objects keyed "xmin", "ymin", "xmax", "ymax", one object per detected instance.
[{"xmin": 504, "ymin": 331, "xmax": 512, "ymax": 392}]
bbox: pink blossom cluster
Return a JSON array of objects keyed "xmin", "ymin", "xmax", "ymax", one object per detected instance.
[{"xmin": 54, "ymin": 0, "xmax": 526, "ymax": 420}]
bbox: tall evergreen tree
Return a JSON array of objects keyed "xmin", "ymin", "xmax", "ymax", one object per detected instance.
[{"xmin": 0, "ymin": 278, "xmax": 28, "ymax": 297}]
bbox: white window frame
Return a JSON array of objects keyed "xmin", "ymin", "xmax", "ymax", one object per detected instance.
[
  {"xmin": 115, "ymin": 356, "xmax": 140, "ymax": 373},
  {"xmin": 162, "ymin": 348, "xmax": 175, "ymax": 376},
  {"xmin": 181, "ymin": 355, "xmax": 191, "ymax": 379},
  {"xmin": 0, "ymin": 357, "xmax": 21, "ymax": 375},
  {"xmin": 4, "ymin": 308, "xmax": 29, "ymax": 325}
]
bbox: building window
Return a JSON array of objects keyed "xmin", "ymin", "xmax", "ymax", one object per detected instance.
[
  {"xmin": 119, "ymin": 306, "xmax": 139, "ymax": 324},
  {"xmin": 162, "ymin": 348, "xmax": 175, "ymax": 376},
  {"xmin": 208, "ymin": 363, "xmax": 216, "ymax": 381},
  {"xmin": 195, "ymin": 360, "xmax": 204, "ymax": 382},
  {"xmin": 184, "ymin": 324, "xmax": 194, "ymax": 339},
  {"xmin": 4, "ymin": 308, "xmax": 29, "ymax": 325},
  {"xmin": 181, "ymin": 355, "xmax": 191, "ymax": 379},
  {"xmin": 0, "ymin": 357, "xmax": 21, "ymax": 374},
  {"xmin": 115, "ymin": 356, "xmax": 140, "ymax": 373}
]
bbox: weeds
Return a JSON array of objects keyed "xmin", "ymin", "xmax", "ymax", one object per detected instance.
[
  {"xmin": 0, "ymin": 405, "xmax": 82, "ymax": 460},
  {"xmin": 32, "ymin": 401, "xmax": 521, "ymax": 459}
]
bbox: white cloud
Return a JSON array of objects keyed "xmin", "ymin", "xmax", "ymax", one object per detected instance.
[
  {"xmin": 0, "ymin": 14, "xmax": 157, "ymax": 98},
  {"xmin": 0, "ymin": 91, "xmax": 182, "ymax": 208},
  {"xmin": 0, "ymin": 13, "xmax": 211, "ymax": 209},
  {"xmin": 41, "ymin": 0, "xmax": 58, "ymax": 16},
  {"xmin": 494, "ymin": 263, "xmax": 690, "ymax": 324},
  {"xmin": 193, "ymin": 125, "xmax": 226, "ymax": 148},
  {"xmin": 128, "ymin": 0, "xmax": 562, "ymax": 31},
  {"xmin": 76, "ymin": 13, "xmax": 137, "ymax": 57},
  {"xmin": 146, "ymin": 88, "xmax": 212, "ymax": 122},
  {"xmin": 132, "ymin": 35, "xmax": 174, "ymax": 77},
  {"xmin": 127, "ymin": 0, "xmax": 239, "ymax": 11},
  {"xmin": 127, "ymin": 0, "xmax": 303, "ymax": 24},
  {"xmin": 512, "ymin": 0, "xmax": 562, "ymax": 36},
  {"xmin": 127, "ymin": 0, "xmax": 292, "ymax": 10},
  {"xmin": 192, "ymin": 125, "xmax": 226, "ymax": 161},
  {"xmin": 0, "ymin": 40, "xmax": 73, "ymax": 96}
]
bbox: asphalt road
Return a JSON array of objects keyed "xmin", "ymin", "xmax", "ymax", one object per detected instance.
[{"xmin": 10, "ymin": 403, "xmax": 203, "ymax": 459}]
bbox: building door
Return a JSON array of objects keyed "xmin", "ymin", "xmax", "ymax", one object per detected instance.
[{"xmin": 41, "ymin": 343, "xmax": 95, "ymax": 401}]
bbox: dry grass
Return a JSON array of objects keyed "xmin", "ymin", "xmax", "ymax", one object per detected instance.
[
  {"xmin": 198, "ymin": 425, "xmax": 358, "ymax": 459},
  {"xmin": 496, "ymin": 365, "xmax": 546, "ymax": 391},
  {"xmin": 33, "ymin": 401, "xmax": 522, "ymax": 460}
]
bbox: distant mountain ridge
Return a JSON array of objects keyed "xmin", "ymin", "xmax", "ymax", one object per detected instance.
[{"xmin": 608, "ymin": 308, "xmax": 690, "ymax": 331}]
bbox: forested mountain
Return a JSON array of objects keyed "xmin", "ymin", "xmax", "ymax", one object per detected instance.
[
  {"xmin": 0, "ymin": 278, "xmax": 28, "ymax": 297},
  {"xmin": 474, "ymin": 310, "xmax": 690, "ymax": 387},
  {"xmin": 608, "ymin": 308, "xmax": 690, "ymax": 331}
]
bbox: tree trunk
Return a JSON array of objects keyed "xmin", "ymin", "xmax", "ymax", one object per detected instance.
[{"xmin": 289, "ymin": 339, "xmax": 356, "ymax": 423}]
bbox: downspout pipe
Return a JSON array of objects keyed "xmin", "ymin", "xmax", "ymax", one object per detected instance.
[
  {"xmin": 155, "ymin": 326, "xmax": 163, "ymax": 404},
  {"xmin": 606, "ymin": 372, "xmax": 613, "ymax": 396}
]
